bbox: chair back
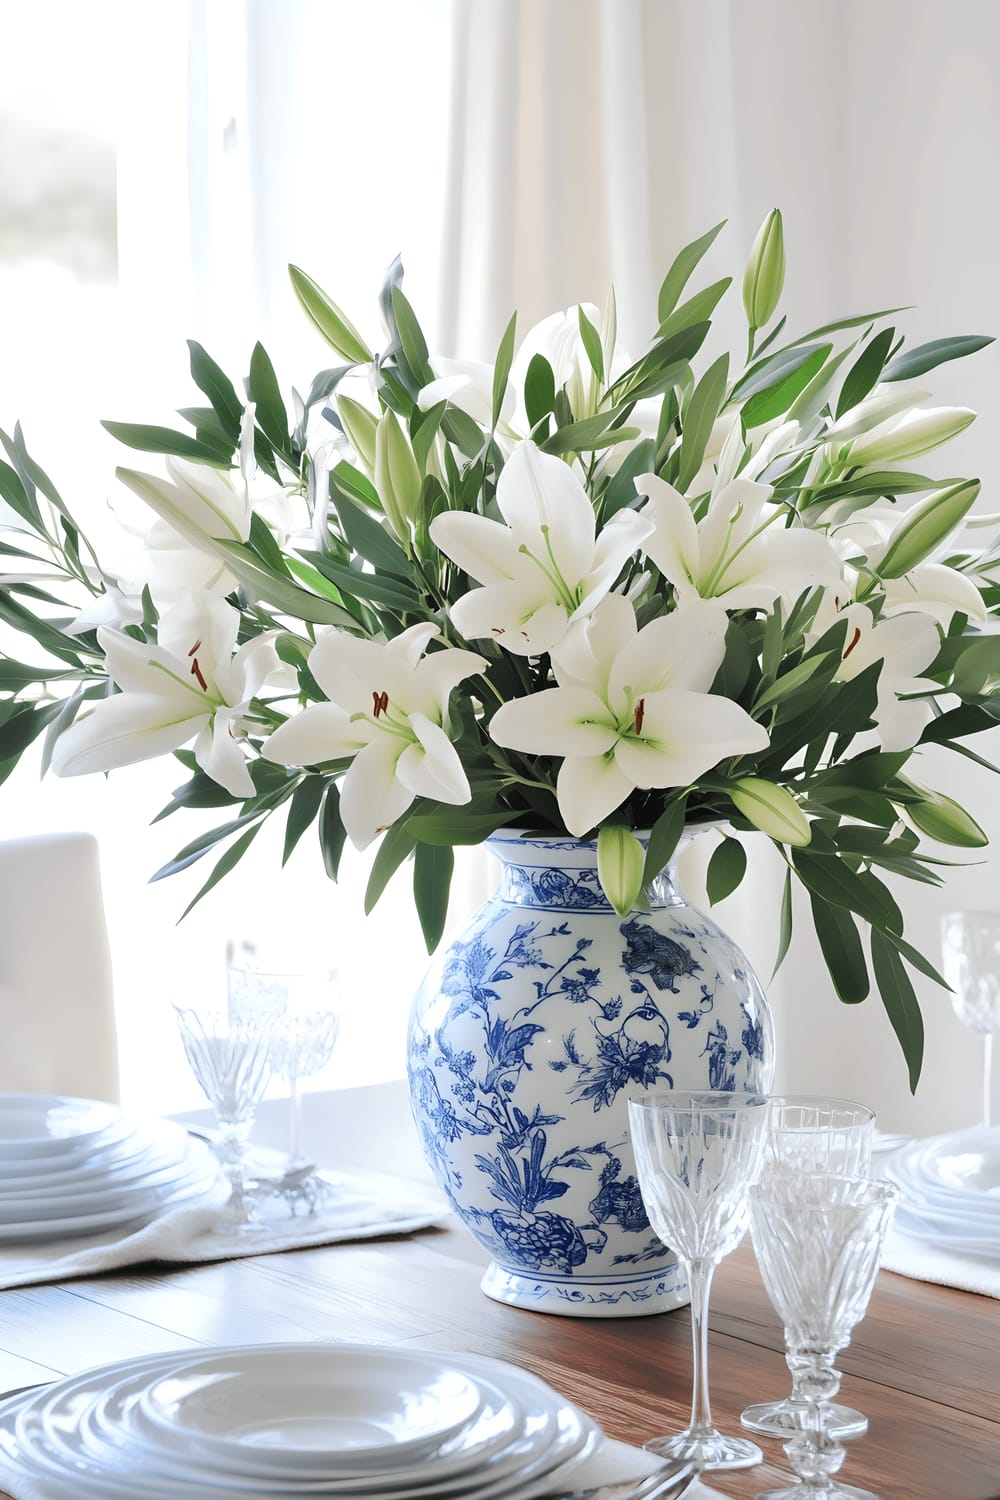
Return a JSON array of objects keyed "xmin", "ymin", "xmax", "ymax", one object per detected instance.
[{"xmin": 0, "ymin": 832, "xmax": 119, "ymax": 1102}]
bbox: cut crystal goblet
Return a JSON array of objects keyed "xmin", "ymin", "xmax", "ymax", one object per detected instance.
[
  {"xmin": 628, "ymin": 1089, "xmax": 770, "ymax": 1471},
  {"xmin": 749, "ymin": 1173, "xmax": 898, "ymax": 1500},
  {"xmin": 742, "ymin": 1096, "xmax": 875, "ymax": 1441},
  {"xmin": 173, "ymin": 1001, "xmax": 277, "ymax": 1234}
]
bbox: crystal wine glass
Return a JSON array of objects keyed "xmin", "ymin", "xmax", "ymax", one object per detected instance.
[
  {"xmin": 628, "ymin": 1089, "xmax": 771, "ymax": 1471},
  {"xmin": 742, "ymin": 1096, "xmax": 876, "ymax": 1442},
  {"xmin": 749, "ymin": 1173, "xmax": 898, "ymax": 1500},
  {"xmin": 940, "ymin": 910, "xmax": 1000, "ymax": 1127},
  {"xmin": 173, "ymin": 1001, "xmax": 277, "ymax": 1234},
  {"xmin": 227, "ymin": 948, "xmax": 341, "ymax": 1214}
]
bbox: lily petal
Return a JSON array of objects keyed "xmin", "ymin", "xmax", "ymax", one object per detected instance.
[
  {"xmin": 495, "ymin": 441, "xmax": 596, "ymax": 575},
  {"xmin": 450, "ymin": 581, "xmax": 567, "ymax": 655},
  {"xmin": 615, "ymin": 690, "xmax": 769, "ymax": 788},
  {"xmin": 553, "ymin": 594, "xmax": 637, "ymax": 697},
  {"xmin": 50, "ymin": 694, "xmax": 204, "ymax": 777},
  {"xmin": 429, "ymin": 511, "xmax": 524, "ymax": 585},
  {"xmin": 194, "ymin": 709, "xmax": 256, "ymax": 798},
  {"xmin": 883, "ymin": 565, "xmax": 988, "ymax": 626},
  {"xmin": 489, "ymin": 687, "xmax": 618, "ymax": 756},
  {"xmin": 97, "ymin": 629, "xmax": 205, "ymax": 705},
  {"xmin": 638, "ymin": 474, "xmax": 700, "ymax": 592},
  {"xmin": 262, "ymin": 702, "xmax": 368, "ymax": 766},
  {"xmin": 556, "ymin": 753, "xmax": 633, "ymax": 837},
  {"xmin": 608, "ymin": 600, "xmax": 729, "ymax": 707},
  {"xmin": 396, "ymin": 713, "xmax": 471, "ymax": 804},
  {"xmin": 340, "ymin": 737, "xmax": 413, "ymax": 850}
]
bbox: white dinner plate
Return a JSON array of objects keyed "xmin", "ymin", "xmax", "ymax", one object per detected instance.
[
  {"xmin": 0, "ymin": 1151, "xmax": 221, "ymax": 1242},
  {"xmin": 93, "ymin": 1358, "xmax": 558, "ymax": 1492},
  {"xmin": 5, "ymin": 1344, "xmax": 600, "ymax": 1500},
  {"xmin": 893, "ymin": 1205, "xmax": 1000, "ymax": 1259},
  {"xmin": 884, "ymin": 1130, "xmax": 1000, "ymax": 1218},
  {"xmin": 0, "ymin": 1118, "xmax": 191, "ymax": 1197},
  {"xmin": 138, "ymin": 1344, "xmax": 486, "ymax": 1469},
  {"xmin": 0, "ymin": 1139, "xmax": 218, "ymax": 1223},
  {"xmin": 0, "ymin": 1095, "xmax": 131, "ymax": 1162}
]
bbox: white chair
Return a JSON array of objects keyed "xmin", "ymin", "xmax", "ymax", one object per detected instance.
[{"xmin": 0, "ymin": 832, "xmax": 120, "ymax": 1102}]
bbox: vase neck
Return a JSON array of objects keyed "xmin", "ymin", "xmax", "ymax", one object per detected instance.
[{"xmin": 487, "ymin": 834, "xmax": 683, "ymax": 913}]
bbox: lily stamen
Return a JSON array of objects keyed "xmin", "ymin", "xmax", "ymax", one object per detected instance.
[
  {"xmin": 843, "ymin": 627, "xmax": 862, "ymax": 659},
  {"xmin": 633, "ymin": 697, "xmax": 646, "ymax": 736}
]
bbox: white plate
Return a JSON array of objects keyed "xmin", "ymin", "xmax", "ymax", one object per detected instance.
[
  {"xmin": 0, "ymin": 1139, "xmax": 217, "ymax": 1223},
  {"xmin": 0, "ymin": 1152, "xmax": 221, "ymax": 1242},
  {"xmin": 885, "ymin": 1130, "xmax": 1000, "ymax": 1218},
  {"xmin": 0, "ymin": 1095, "xmax": 128, "ymax": 1161},
  {"xmin": 0, "ymin": 1119, "xmax": 190, "ymax": 1197},
  {"xmin": 139, "ymin": 1344, "xmax": 486, "ymax": 1468},
  {"xmin": 893, "ymin": 1205, "xmax": 1000, "ymax": 1259},
  {"xmin": 107, "ymin": 1357, "xmax": 526, "ymax": 1485},
  {"xmin": 6, "ymin": 1344, "xmax": 600, "ymax": 1500}
]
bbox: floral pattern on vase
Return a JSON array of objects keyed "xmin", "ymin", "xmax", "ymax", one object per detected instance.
[{"xmin": 406, "ymin": 832, "xmax": 774, "ymax": 1316}]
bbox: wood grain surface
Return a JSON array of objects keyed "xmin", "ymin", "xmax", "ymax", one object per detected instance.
[{"xmin": 0, "ymin": 1223, "xmax": 995, "ymax": 1500}]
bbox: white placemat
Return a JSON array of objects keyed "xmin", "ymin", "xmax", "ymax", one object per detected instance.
[
  {"xmin": 0, "ymin": 1433, "xmax": 731, "ymax": 1500},
  {"xmin": 880, "ymin": 1224, "xmax": 1000, "ymax": 1298},
  {"xmin": 0, "ymin": 1167, "xmax": 449, "ymax": 1291},
  {"xmin": 560, "ymin": 1439, "xmax": 731, "ymax": 1496},
  {"xmin": 874, "ymin": 1135, "xmax": 1000, "ymax": 1298}
]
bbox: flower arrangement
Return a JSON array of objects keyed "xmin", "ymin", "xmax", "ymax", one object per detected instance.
[{"xmin": 1, "ymin": 211, "xmax": 997, "ymax": 1087}]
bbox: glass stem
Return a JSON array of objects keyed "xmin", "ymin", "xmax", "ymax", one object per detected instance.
[
  {"xmin": 288, "ymin": 1073, "xmax": 305, "ymax": 1166},
  {"xmin": 686, "ymin": 1257, "xmax": 717, "ymax": 1437},
  {"xmin": 217, "ymin": 1121, "xmax": 252, "ymax": 1220},
  {"xmin": 984, "ymin": 1033, "xmax": 993, "ymax": 1130}
]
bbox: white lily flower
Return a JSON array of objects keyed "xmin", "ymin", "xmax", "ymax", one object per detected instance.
[
  {"xmin": 66, "ymin": 582, "xmax": 144, "ymax": 637},
  {"xmin": 430, "ymin": 440, "xmax": 652, "ymax": 656},
  {"xmin": 881, "ymin": 564, "xmax": 987, "ymax": 627},
  {"xmin": 50, "ymin": 595, "xmax": 285, "ymax": 796},
  {"xmin": 510, "ymin": 302, "xmax": 608, "ymax": 424},
  {"xmin": 828, "ymin": 497, "xmax": 988, "ymax": 627},
  {"xmin": 417, "ymin": 356, "xmax": 515, "ymax": 431},
  {"xmin": 489, "ymin": 595, "xmax": 769, "ymax": 836},
  {"xmin": 639, "ymin": 472, "xmax": 840, "ymax": 611},
  {"xmin": 834, "ymin": 603, "xmax": 940, "ymax": 751},
  {"xmin": 262, "ymin": 623, "xmax": 487, "ymax": 850}
]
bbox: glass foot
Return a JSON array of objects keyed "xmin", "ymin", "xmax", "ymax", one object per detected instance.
[
  {"xmin": 741, "ymin": 1398, "xmax": 868, "ymax": 1439},
  {"xmin": 643, "ymin": 1428, "xmax": 763, "ymax": 1471},
  {"xmin": 758, "ymin": 1486, "xmax": 878, "ymax": 1499}
]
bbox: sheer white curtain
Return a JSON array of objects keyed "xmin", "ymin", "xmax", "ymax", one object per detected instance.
[{"xmin": 438, "ymin": 0, "xmax": 1000, "ymax": 1133}]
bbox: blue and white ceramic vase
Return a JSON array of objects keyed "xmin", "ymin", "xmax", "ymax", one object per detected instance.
[{"xmin": 406, "ymin": 830, "xmax": 774, "ymax": 1317}]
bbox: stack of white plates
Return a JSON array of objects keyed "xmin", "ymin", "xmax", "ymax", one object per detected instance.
[
  {"xmin": 0, "ymin": 1342, "xmax": 602, "ymax": 1499},
  {"xmin": 882, "ymin": 1125, "xmax": 1000, "ymax": 1260},
  {"xmin": 0, "ymin": 1094, "xmax": 220, "ymax": 1242}
]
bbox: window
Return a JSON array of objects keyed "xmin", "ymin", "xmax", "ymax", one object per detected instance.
[{"xmin": 1, "ymin": 0, "xmax": 474, "ymax": 1115}]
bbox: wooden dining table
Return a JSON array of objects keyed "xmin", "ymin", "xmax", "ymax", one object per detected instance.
[{"xmin": 0, "ymin": 1085, "xmax": 995, "ymax": 1500}]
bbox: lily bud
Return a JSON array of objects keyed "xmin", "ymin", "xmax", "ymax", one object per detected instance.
[
  {"xmin": 877, "ymin": 479, "xmax": 980, "ymax": 580},
  {"xmin": 597, "ymin": 824, "xmax": 646, "ymax": 917},
  {"xmin": 730, "ymin": 777, "xmax": 811, "ymax": 846},
  {"xmin": 337, "ymin": 396, "xmax": 378, "ymax": 476},
  {"xmin": 374, "ymin": 410, "xmax": 421, "ymax": 542},
  {"xmin": 742, "ymin": 209, "xmax": 785, "ymax": 330},
  {"xmin": 288, "ymin": 265, "xmax": 373, "ymax": 364},
  {"xmin": 845, "ymin": 406, "xmax": 976, "ymax": 467},
  {"xmin": 903, "ymin": 780, "xmax": 988, "ymax": 847},
  {"xmin": 826, "ymin": 384, "xmax": 931, "ymax": 445}
]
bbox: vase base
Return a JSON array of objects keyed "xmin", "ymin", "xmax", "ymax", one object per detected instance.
[{"xmin": 480, "ymin": 1257, "xmax": 689, "ymax": 1318}]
